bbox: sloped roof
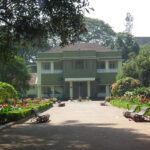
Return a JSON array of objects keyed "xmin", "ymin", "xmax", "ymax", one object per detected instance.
[
  {"xmin": 46, "ymin": 43, "xmax": 112, "ymax": 53},
  {"xmin": 135, "ymin": 37, "xmax": 150, "ymax": 45},
  {"xmin": 29, "ymin": 73, "xmax": 37, "ymax": 85}
]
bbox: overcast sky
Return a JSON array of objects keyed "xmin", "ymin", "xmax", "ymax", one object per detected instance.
[{"xmin": 85, "ymin": 0, "xmax": 150, "ymax": 37}]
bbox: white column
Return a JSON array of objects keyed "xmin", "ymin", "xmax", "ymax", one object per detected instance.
[
  {"xmin": 87, "ymin": 81, "xmax": 90, "ymax": 98},
  {"xmin": 118, "ymin": 60, "xmax": 122, "ymax": 71},
  {"xmin": 51, "ymin": 86, "xmax": 55, "ymax": 97},
  {"xmin": 37, "ymin": 61, "xmax": 42, "ymax": 84},
  {"xmin": 50, "ymin": 62, "xmax": 54, "ymax": 73},
  {"xmin": 37, "ymin": 85, "xmax": 41, "ymax": 97},
  {"xmin": 69, "ymin": 81, "xmax": 73, "ymax": 99},
  {"xmin": 106, "ymin": 85, "xmax": 110, "ymax": 97},
  {"xmin": 105, "ymin": 60, "xmax": 109, "ymax": 72}
]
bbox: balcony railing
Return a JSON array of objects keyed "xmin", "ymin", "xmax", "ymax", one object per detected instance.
[
  {"xmin": 97, "ymin": 69, "xmax": 106, "ymax": 73},
  {"xmin": 42, "ymin": 70, "xmax": 62, "ymax": 74},
  {"xmin": 97, "ymin": 69, "xmax": 118, "ymax": 73},
  {"xmin": 54, "ymin": 70, "xmax": 63, "ymax": 74},
  {"xmin": 108, "ymin": 69, "xmax": 118, "ymax": 72}
]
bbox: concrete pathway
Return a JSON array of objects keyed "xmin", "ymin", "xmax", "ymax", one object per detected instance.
[{"xmin": 0, "ymin": 101, "xmax": 150, "ymax": 150}]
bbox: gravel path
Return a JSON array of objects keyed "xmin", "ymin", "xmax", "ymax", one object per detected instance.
[{"xmin": 0, "ymin": 101, "xmax": 150, "ymax": 150}]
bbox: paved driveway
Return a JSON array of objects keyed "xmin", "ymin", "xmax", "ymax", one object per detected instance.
[{"xmin": 0, "ymin": 101, "xmax": 150, "ymax": 150}]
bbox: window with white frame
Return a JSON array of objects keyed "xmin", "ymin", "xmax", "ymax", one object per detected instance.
[
  {"xmin": 54, "ymin": 61, "xmax": 62, "ymax": 69},
  {"xmin": 109, "ymin": 61, "xmax": 117, "ymax": 69},
  {"xmin": 43, "ymin": 62, "xmax": 50, "ymax": 70},
  {"xmin": 75, "ymin": 60, "xmax": 84, "ymax": 69},
  {"xmin": 97, "ymin": 61, "xmax": 105, "ymax": 69}
]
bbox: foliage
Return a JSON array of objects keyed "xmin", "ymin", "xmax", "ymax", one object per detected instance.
[
  {"xmin": 117, "ymin": 59, "xmax": 138, "ymax": 80},
  {"xmin": 80, "ymin": 18, "xmax": 116, "ymax": 48},
  {"xmin": 111, "ymin": 77, "xmax": 141, "ymax": 96},
  {"xmin": 0, "ymin": 98, "xmax": 53, "ymax": 124},
  {"xmin": 133, "ymin": 87, "xmax": 150, "ymax": 98},
  {"xmin": 115, "ymin": 32, "xmax": 139, "ymax": 61},
  {"xmin": 0, "ymin": 26, "xmax": 18, "ymax": 62},
  {"xmin": 140, "ymin": 43, "xmax": 150, "ymax": 51},
  {"xmin": 0, "ymin": 0, "xmax": 91, "ymax": 61},
  {"xmin": 117, "ymin": 49, "xmax": 150, "ymax": 86},
  {"xmin": 0, "ymin": 56, "xmax": 31, "ymax": 96},
  {"xmin": 135, "ymin": 50, "xmax": 150, "ymax": 86},
  {"xmin": 0, "ymin": 82, "xmax": 18, "ymax": 103}
]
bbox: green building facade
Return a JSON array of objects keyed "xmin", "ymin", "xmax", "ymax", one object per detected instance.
[{"xmin": 35, "ymin": 43, "xmax": 122, "ymax": 99}]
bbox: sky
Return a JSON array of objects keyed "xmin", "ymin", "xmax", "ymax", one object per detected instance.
[{"xmin": 85, "ymin": 0, "xmax": 150, "ymax": 37}]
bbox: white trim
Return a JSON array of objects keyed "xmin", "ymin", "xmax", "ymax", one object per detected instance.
[{"xmin": 65, "ymin": 78, "xmax": 95, "ymax": 82}]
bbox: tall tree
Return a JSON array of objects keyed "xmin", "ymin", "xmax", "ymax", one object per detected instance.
[
  {"xmin": 0, "ymin": 56, "xmax": 31, "ymax": 96},
  {"xmin": 80, "ymin": 18, "xmax": 116, "ymax": 48},
  {"xmin": 117, "ymin": 49, "xmax": 150, "ymax": 86},
  {"xmin": 115, "ymin": 32, "xmax": 139, "ymax": 61},
  {"xmin": 0, "ymin": 0, "xmax": 91, "ymax": 61}
]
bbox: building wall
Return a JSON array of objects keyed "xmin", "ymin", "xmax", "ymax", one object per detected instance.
[{"xmin": 35, "ymin": 50, "xmax": 122, "ymax": 99}]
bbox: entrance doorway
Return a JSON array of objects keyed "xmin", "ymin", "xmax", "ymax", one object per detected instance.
[{"xmin": 73, "ymin": 82, "xmax": 87, "ymax": 99}]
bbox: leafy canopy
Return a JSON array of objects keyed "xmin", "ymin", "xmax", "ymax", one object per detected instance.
[
  {"xmin": 0, "ymin": 56, "xmax": 31, "ymax": 96},
  {"xmin": 0, "ymin": 0, "xmax": 91, "ymax": 60},
  {"xmin": 115, "ymin": 32, "xmax": 139, "ymax": 61},
  {"xmin": 80, "ymin": 17, "xmax": 116, "ymax": 48},
  {"xmin": 117, "ymin": 48, "xmax": 150, "ymax": 86}
]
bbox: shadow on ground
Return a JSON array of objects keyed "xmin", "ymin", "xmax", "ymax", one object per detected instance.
[{"xmin": 0, "ymin": 120, "xmax": 150, "ymax": 150}]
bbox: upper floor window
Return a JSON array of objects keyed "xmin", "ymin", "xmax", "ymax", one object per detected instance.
[
  {"xmin": 76, "ymin": 61, "xmax": 84, "ymax": 69},
  {"xmin": 90, "ymin": 61, "xmax": 94, "ymax": 72},
  {"xmin": 66, "ymin": 61, "xmax": 70, "ymax": 72},
  {"xmin": 43, "ymin": 62, "xmax": 50, "ymax": 70},
  {"xmin": 109, "ymin": 61, "xmax": 117, "ymax": 69},
  {"xmin": 54, "ymin": 61, "xmax": 62, "ymax": 70},
  {"xmin": 97, "ymin": 61, "xmax": 105, "ymax": 69}
]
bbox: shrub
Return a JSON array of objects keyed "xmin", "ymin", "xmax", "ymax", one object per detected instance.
[
  {"xmin": 133, "ymin": 87, "xmax": 150, "ymax": 98},
  {"xmin": 111, "ymin": 77, "xmax": 141, "ymax": 96},
  {"xmin": 0, "ymin": 82, "xmax": 18, "ymax": 103}
]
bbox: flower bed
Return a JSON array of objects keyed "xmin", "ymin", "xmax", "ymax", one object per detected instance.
[
  {"xmin": 0, "ymin": 98, "xmax": 54, "ymax": 125},
  {"xmin": 110, "ymin": 96, "xmax": 150, "ymax": 116}
]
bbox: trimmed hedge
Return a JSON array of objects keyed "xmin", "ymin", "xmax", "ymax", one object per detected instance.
[
  {"xmin": 110, "ymin": 100, "xmax": 150, "ymax": 116},
  {"xmin": 0, "ymin": 101, "xmax": 53, "ymax": 125}
]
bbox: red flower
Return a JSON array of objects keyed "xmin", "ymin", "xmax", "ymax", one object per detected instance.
[
  {"xmin": 24, "ymin": 103, "xmax": 29, "ymax": 107},
  {"xmin": 0, "ymin": 104, "xmax": 3, "ymax": 108},
  {"xmin": 140, "ymin": 99, "xmax": 145, "ymax": 103},
  {"xmin": 145, "ymin": 99, "xmax": 149, "ymax": 103},
  {"xmin": 18, "ymin": 104, "xmax": 23, "ymax": 107},
  {"xmin": 3, "ymin": 104, "xmax": 9, "ymax": 107}
]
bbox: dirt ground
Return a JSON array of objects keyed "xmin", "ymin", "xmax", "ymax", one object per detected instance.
[{"xmin": 0, "ymin": 101, "xmax": 150, "ymax": 150}]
